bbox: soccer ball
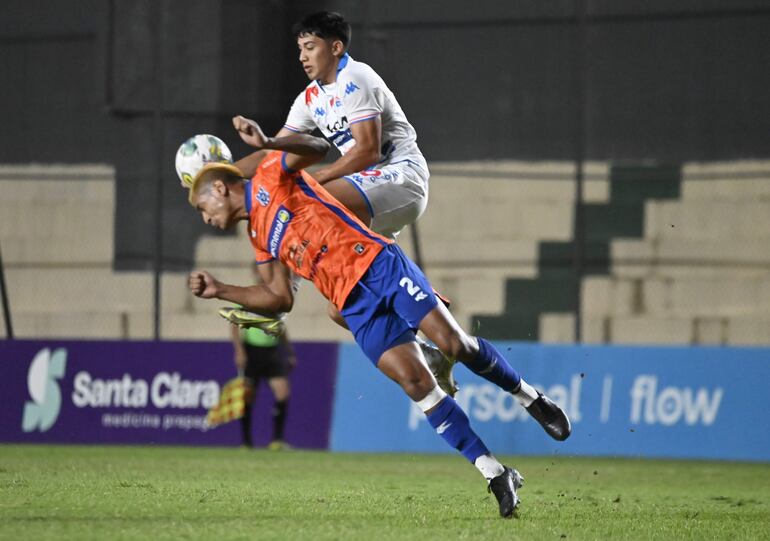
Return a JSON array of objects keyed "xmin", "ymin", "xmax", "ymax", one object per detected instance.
[{"xmin": 175, "ymin": 134, "xmax": 235, "ymax": 189}]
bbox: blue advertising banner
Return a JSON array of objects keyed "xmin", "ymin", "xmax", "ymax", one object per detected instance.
[
  {"xmin": 0, "ymin": 340, "xmax": 338, "ymax": 448},
  {"xmin": 330, "ymin": 343, "xmax": 770, "ymax": 461}
]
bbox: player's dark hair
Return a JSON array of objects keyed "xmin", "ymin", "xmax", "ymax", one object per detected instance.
[{"xmin": 292, "ymin": 11, "xmax": 352, "ymax": 50}]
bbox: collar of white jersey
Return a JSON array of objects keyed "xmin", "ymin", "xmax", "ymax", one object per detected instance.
[
  {"xmin": 315, "ymin": 53, "xmax": 351, "ymax": 87},
  {"xmin": 336, "ymin": 53, "xmax": 351, "ymax": 74}
]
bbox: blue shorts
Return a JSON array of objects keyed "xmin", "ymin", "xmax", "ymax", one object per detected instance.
[{"xmin": 341, "ymin": 244, "xmax": 438, "ymax": 365}]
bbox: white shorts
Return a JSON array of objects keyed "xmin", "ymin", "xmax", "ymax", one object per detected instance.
[{"xmin": 343, "ymin": 160, "xmax": 429, "ymax": 239}]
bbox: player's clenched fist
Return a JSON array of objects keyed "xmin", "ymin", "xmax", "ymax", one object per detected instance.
[
  {"xmin": 232, "ymin": 115, "xmax": 268, "ymax": 149},
  {"xmin": 188, "ymin": 270, "xmax": 220, "ymax": 299}
]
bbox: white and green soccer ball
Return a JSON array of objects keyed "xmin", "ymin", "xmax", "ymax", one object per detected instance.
[{"xmin": 174, "ymin": 134, "xmax": 235, "ymax": 188}]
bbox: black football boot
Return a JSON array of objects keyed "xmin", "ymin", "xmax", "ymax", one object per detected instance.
[
  {"xmin": 488, "ymin": 467, "xmax": 524, "ymax": 518},
  {"xmin": 526, "ymin": 391, "xmax": 572, "ymax": 441}
]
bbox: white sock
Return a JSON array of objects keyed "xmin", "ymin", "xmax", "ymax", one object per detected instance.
[
  {"xmin": 513, "ymin": 379, "xmax": 539, "ymax": 408},
  {"xmin": 474, "ymin": 453, "xmax": 505, "ymax": 480}
]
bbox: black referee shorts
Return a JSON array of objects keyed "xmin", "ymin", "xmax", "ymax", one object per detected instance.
[{"xmin": 243, "ymin": 343, "xmax": 290, "ymax": 382}]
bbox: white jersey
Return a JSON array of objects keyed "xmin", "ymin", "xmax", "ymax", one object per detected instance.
[{"xmin": 283, "ymin": 54, "xmax": 427, "ymax": 172}]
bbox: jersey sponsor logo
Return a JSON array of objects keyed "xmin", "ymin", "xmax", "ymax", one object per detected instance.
[
  {"xmin": 304, "ymin": 86, "xmax": 319, "ymax": 105},
  {"xmin": 313, "ymin": 107, "xmax": 325, "ymax": 118},
  {"xmin": 348, "ymin": 170, "xmax": 396, "ymax": 186},
  {"xmin": 256, "ymin": 186, "xmax": 270, "ymax": 206},
  {"xmin": 308, "ymin": 245, "xmax": 328, "ymax": 280},
  {"xmin": 268, "ymin": 206, "xmax": 293, "ymax": 258},
  {"xmin": 329, "ymin": 128, "xmax": 353, "ymax": 148},
  {"xmin": 399, "ymin": 277, "xmax": 429, "ymax": 302},
  {"xmin": 326, "ymin": 117, "xmax": 349, "ymax": 133},
  {"xmin": 261, "ymin": 154, "xmax": 280, "ymax": 168},
  {"xmin": 344, "ymin": 82, "xmax": 360, "ymax": 96},
  {"xmin": 291, "ymin": 239, "xmax": 311, "ymax": 267}
]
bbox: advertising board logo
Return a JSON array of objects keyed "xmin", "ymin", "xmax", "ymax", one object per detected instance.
[
  {"xmin": 22, "ymin": 348, "xmax": 67, "ymax": 432},
  {"xmin": 409, "ymin": 375, "xmax": 584, "ymax": 431},
  {"xmin": 630, "ymin": 375, "xmax": 723, "ymax": 426}
]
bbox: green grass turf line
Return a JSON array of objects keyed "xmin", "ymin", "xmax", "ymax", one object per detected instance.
[{"xmin": 1, "ymin": 445, "xmax": 769, "ymax": 540}]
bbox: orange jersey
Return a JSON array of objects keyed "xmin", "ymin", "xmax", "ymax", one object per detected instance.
[{"xmin": 246, "ymin": 152, "xmax": 393, "ymax": 310}]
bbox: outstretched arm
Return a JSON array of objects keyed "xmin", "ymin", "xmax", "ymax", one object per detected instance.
[
  {"xmin": 234, "ymin": 127, "xmax": 309, "ymax": 178},
  {"xmin": 311, "ymin": 117, "xmax": 382, "ymax": 184},
  {"xmin": 232, "ymin": 115, "xmax": 330, "ymax": 173},
  {"xmin": 189, "ymin": 262, "xmax": 294, "ymax": 317}
]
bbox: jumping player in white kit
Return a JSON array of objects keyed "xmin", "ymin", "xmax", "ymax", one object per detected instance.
[
  {"xmin": 232, "ymin": 10, "xmax": 429, "ymax": 241},
  {"xmin": 277, "ymin": 12, "xmax": 429, "ymax": 240}
]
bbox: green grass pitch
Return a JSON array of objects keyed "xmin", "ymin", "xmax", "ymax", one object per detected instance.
[{"xmin": 1, "ymin": 445, "xmax": 769, "ymax": 540}]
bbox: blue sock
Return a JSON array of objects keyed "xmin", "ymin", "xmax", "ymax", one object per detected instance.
[
  {"xmin": 461, "ymin": 337, "xmax": 521, "ymax": 393},
  {"xmin": 426, "ymin": 396, "xmax": 489, "ymax": 463}
]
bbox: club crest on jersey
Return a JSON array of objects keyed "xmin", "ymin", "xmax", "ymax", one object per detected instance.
[
  {"xmin": 268, "ymin": 207, "xmax": 293, "ymax": 258},
  {"xmin": 353, "ymin": 243, "xmax": 365, "ymax": 254},
  {"xmin": 256, "ymin": 186, "xmax": 270, "ymax": 206}
]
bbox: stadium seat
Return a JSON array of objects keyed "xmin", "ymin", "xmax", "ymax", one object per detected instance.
[{"xmin": 1, "ymin": 160, "xmax": 768, "ymax": 345}]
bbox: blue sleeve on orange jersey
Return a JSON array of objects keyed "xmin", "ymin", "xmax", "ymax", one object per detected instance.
[{"xmin": 280, "ymin": 152, "xmax": 297, "ymax": 174}]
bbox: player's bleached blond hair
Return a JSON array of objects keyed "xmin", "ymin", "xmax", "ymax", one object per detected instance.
[{"xmin": 188, "ymin": 164, "xmax": 244, "ymax": 205}]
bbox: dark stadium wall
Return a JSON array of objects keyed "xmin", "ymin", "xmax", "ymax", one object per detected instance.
[
  {"xmin": 0, "ymin": 0, "xmax": 304, "ymax": 270},
  {"xmin": 0, "ymin": 0, "xmax": 768, "ymax": 269},
  {"xmin": 335, "ymin": 0, "xmax": 770, "ymax": 162}
]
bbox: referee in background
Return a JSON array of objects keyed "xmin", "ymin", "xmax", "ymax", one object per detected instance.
[{"xmin": 229, "ymin": 300, "xmax": 297, "ymax": 450}]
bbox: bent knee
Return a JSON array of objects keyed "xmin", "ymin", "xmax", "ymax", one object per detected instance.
[
  {"xmin": 433, "ymin": 331, "xmax": 476, "ymax": 360},
  {"xmin": 399, "ymin": 372, "xmax": 436, "ymax": 402}
]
